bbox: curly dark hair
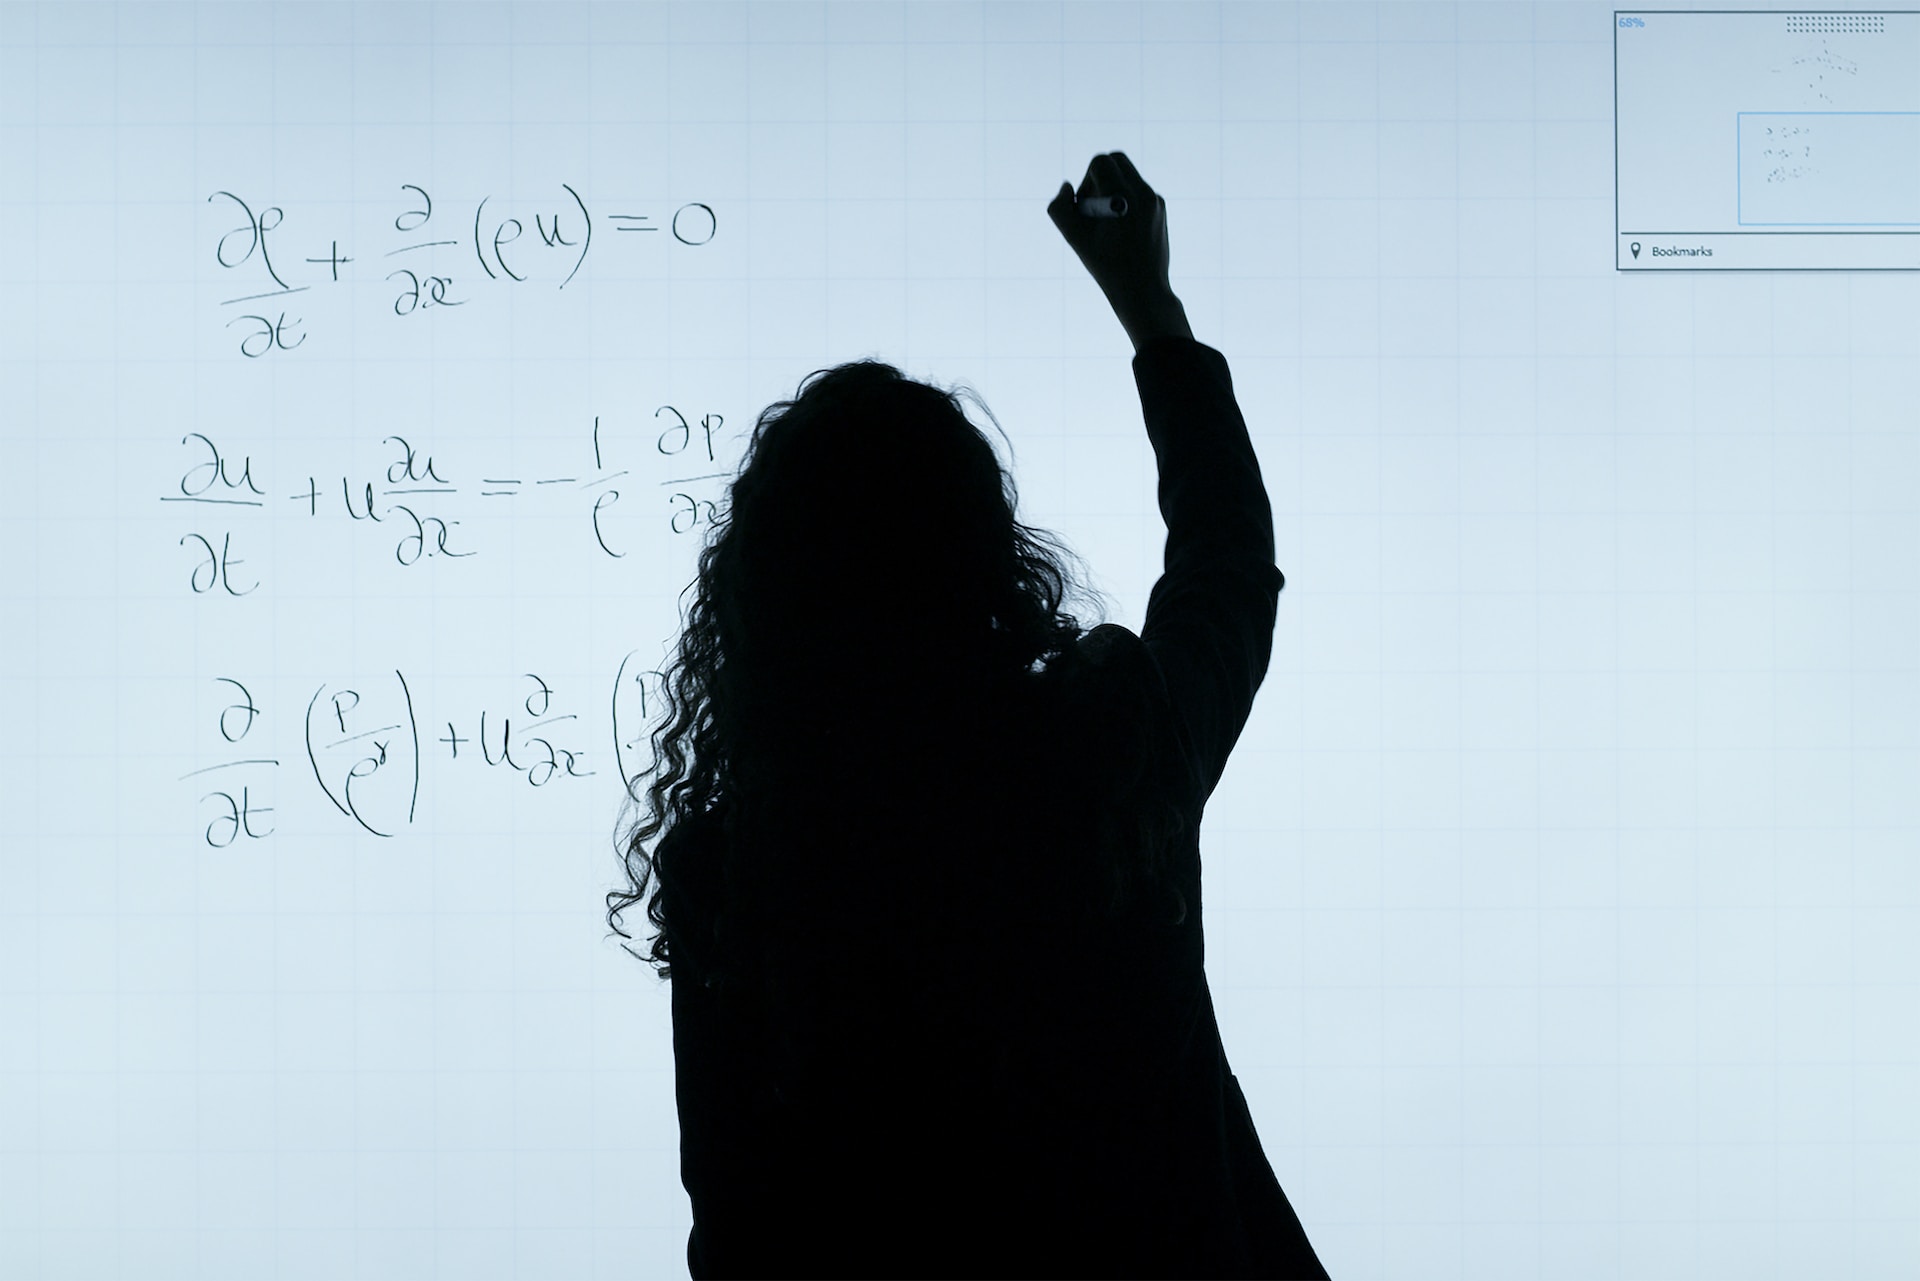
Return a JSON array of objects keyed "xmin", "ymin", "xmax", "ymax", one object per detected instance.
[{"xmin": 605, "ymin": 359, "xmax": 1188, "ymax": 995}]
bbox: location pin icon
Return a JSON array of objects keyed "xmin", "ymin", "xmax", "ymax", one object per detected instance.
[{"xmin": 1630, "ymin": 241, "xmax": 1641, "ymax": 259}]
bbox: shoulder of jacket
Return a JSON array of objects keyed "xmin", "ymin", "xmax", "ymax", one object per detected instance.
[
  {"xmin": 1077, "ymin": 624, "xmax": 1170, "ymax": 708},
  {"xmin": 1050, "ymin": 624, "xmax": 1170, "ymax": 783}
]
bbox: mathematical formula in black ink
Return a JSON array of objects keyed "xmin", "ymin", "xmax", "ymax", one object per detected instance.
[
  {"xmin": 182, "ymin": 654, "xmax": 678, "ymax": 847},
  {"xmin": 209, "ymin": 183, "xmax": 718, "ymax": 357},
  {"xmin": 163, "ymin": 407, "xmax": 730, "ymax": 594}
]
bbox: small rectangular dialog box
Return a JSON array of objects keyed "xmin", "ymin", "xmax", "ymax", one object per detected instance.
[{"xmin": 1616, "ymin": 10, "xmax": 1920, "ymax": 269}]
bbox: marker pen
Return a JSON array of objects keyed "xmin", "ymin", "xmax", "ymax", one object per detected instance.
[{"xmin": 1077, "ymin": 195, "xmax": 1127, "ymax": 218}]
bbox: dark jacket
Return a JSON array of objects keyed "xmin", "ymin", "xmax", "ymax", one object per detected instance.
[{"xmin": 668, "ymin": 337, "xmax": 1328, "ymax": 1279}]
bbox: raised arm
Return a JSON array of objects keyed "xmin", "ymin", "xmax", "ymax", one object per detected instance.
[{"xmin": 1050, "ymin": 152, "xmax": 1284, "ymax": 807}]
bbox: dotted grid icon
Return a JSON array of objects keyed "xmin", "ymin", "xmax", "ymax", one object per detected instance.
[{"xmin": 1785, "ymin": 13, "xmax": 1887, "ymax": 33}]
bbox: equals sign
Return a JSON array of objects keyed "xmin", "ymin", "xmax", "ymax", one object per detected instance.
[
  {"xmin": 481, "ymin": 478, "xmax": 522, "ymax": 497},
  {"xmin": 608, "ymin": 215, "xmax": 655, "ymax": 232}
]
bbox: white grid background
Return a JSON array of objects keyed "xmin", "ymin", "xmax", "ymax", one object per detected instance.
[{"xmin": 2, "ymin": 2, "xmax": 1917, "ymax": 1278}]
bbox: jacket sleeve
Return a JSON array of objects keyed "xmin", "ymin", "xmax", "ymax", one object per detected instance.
[{"xmin": 1127, "ymin": 335, "xmax": 1285, "ymax": 809}]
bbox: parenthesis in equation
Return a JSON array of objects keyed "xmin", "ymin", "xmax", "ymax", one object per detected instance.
[
  {"xmin": 397, "ymin": 668, "xmax": 420, "ymax": 824},
  {"xmin": 611, "ymin": 652, "xmax": 671, "ymax": 807},
  {"xmin": 307, "ymin": 684, "xmax": 354, "ymax": 823},
  {"xmin": 612, "ymin": 651, "xmax": 641, "ymax": 803},
  {"xmin": 305, "ymin": 683, "xmax": 397, "ymax": 836},
  {"xmin": 560, "ymin": 183, "xmax": 591, "ymax": 288}
]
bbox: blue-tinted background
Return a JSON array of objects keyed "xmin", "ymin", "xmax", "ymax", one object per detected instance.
[{"xmin": 4, "ymin": 3, "xmax": 1917, "ymax": 1278}]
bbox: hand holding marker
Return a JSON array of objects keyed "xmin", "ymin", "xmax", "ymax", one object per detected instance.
[{"xmin": 1048, "ymin": 151, "xmax": 1192, "ymax": 352}]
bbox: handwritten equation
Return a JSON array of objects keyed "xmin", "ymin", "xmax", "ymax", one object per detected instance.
[
  {"xmin": 1758, "ymin": 121, "xmax": 1817, "ymax": 185},
  {"xmin": 182, "ymin": 657, "xmax": 668, "ymax": 846},
  {"xmin": 210, "ymin": 183, "xmax": 717, "ymax": 357},
  {"xmin": 161, "ymin": 407, "xmax": 730, "ymax": 593},
  {"xmin": 1738, "ymin": 110, "xmax": 1920, "ymax": 226}
]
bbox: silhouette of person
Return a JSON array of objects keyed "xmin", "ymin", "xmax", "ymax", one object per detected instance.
[{"xmin": 608, "ymin": 153, "xmax": 1329, "ymax": 1280}]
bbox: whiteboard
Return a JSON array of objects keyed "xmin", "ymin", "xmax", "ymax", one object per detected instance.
[{"xmin": 6, "ymin": 3, "xmax": 1919, "ymax": 1278}]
